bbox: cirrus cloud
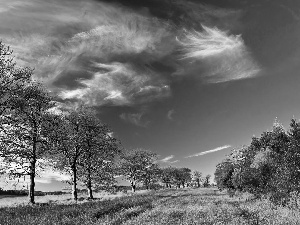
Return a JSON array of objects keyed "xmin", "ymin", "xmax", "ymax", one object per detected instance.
[
  {"xmin": 0, "ymin": 0, "xmax": 174, "ymax": 107},
  {"xmin": 177, "ymin": 25, "xmax": 260, "ymax": 83},
  {"xmin": 185, "ymin": 145, "xmax": 231, "ymax": 158}
]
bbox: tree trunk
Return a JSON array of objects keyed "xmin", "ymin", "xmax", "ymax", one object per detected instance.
[
  {"xmin": 87, "ymin": 166, "xmax": 93, "ymax": 199},
  {"xmin": 28, "ymin": 160, "xmax": 36, "ymax": 204},
  {"xmin": 131, "ymin": 181, "xmax": 136, "ymax": 192},
  {"xmin": 72, "ymin": 165, "xmax": 78, "ymax": 201},
  {"xmin": 197, "ymin": 180, "xmax": 200, "ymax": 188},
  {"xmin": 146, "ymin": 179, "xmax": 150, "ymax": 190},
  {"xmin": 87, "ymin": 180, "xmax": 93, "ymax": 199},
  {"xmin": 165, "ymin": 183, "xmax": 168, "ymax": 188}
]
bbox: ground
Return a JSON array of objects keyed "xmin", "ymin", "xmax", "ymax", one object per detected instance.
[{"xmin": 0, "ymin": 188, "xmax": 300, "ymax": 224}]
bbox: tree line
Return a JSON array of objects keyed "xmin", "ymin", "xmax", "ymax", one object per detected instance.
[
  {"xmin": 0, "ymin": 42, "xmax": 211, "ymax": 204},
  {"xmin": 215, "ymin": 118, "xmax": 300, "ymax": 204}
]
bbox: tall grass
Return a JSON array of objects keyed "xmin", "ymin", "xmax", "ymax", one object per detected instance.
[{"xmin": 0, "ymin": 188, "xmax": 299, "ymax": 225}]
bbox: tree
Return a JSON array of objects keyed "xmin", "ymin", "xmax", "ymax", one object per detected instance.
[
  {"xmin": 76, "ymin": 108, "xmax": 121, "ymax": 199},
  {"xmin": 118, "ymin": 149, "xmax": 158, "ymax": 192},
  {"xmin": 203, "ymin": 174, "xmax": 211, "ymax": 187},
  {"xmin": 0, "ymin": 83, "xmax": 53, "ymax": 204},
  {"xmin": 0, "ymin": 41, "xmax": 31, "ymax": 118},
  {"xmin": 178, "ymin": 168, "xmax": 191, "ymax": 188},
  {"xmin": 160, "ymin": 167, "xmax": 175, "ymax": 188},
  {"xmin": 165, "ymin": 167, "xmax": 191, "ymax": 188},
  {"xmin": 192, "ymin": 170, "xmax": 202, "ymax": 188},
  {"xmin": 140, "ymin": 163, "xmax": 161, "ymax": 190},
  {"xmin": 47, "ymin": 110, "xmax": 87, "ymax": 201},
  {"xmin": 214, "ymin": 159, "xmax": 235, "ymax": 190},
  {"xmin": 215, "ymin": 118, "xmax": 298, "ymax": 202}
]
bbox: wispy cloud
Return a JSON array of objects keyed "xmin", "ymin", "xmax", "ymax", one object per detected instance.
[
  {"xmin": 1, "ymin": 0, "xmax": 173, "ymax": 107},
  {"xmin": 0, "ymin": 0, "xmax": 260, "ymax": 107},
  {"xmin": 120, "ymin": 112, "xmax": 150, "ymax": 128},
  {"xmin": 167, "ymin": 109, "xmax": 175, "ymax": 120},
  {"xmin": 179, "ymin": 25, "xmax": 243, "ymax": 58},
  {"xmin": 0, "ymin": 1, "xmax": 33, "ymax": 13},
  {"xmin": 178, "ymin": 25, "xmax": 260, "ymax": 83},
  {"xmin": 185, "ymin": 145, "xmax": 231, "ymax": 158},
  {"xmin": 160, "ymin": 155, "xmax": 174, "ymax": 162},
  {"xmin": 59, "ymin": 62, "xmax": 170, "ymax": 106},
  {"xmin": 159, "ymin": 155, "xmax": 180, "ymax": 164}
]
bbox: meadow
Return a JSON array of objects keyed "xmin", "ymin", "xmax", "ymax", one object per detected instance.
[{"xmin": 1, "ymin": 188, "xmax": 300, "ymax": 225}]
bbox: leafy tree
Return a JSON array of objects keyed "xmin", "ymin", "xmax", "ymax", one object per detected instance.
[
  {"xmin": 76, "ymin": 108, "xmax": 121, "ymax": 199},
  {"xmin": 118, "ymin": 149, "xmax": 158, "ymax": 192},
  {"xmin": 178, "ymin": 168, "xmax": 192, "ymax": 188},
  {"xmin": 160, "ymin": 167, "xmax": 175, "ymax": 188},
  {"xmin": 0, "ymin": 82, "xmax": 53, "ymax": 204},
  {"xmin": 140, "ymin": 163, "xmax": 161, "ymax": 190},
  {"xmin": 203, "ymin": 174, "xmax": 211, "ymax": 187},
  {"xmin": 215, "ymin": 118, "xmax": 300, "ymax": 203},
  {"xmin": 47, "ymin": 110, "xmax": 87, "ymax": 201},
  {"xmin": 192, "ymin": 170, "xmax": 202, "ymax": 188},
  {"xmin": 0, "ymin": 41, "xmax": 32, "ymax": 118},
  {"xmin": 166, "ymin": 167, "xmax": 191, "ymax": 188},
  {"xmin": 215, "ymin": 158, "xmax": 235, "ymax": 190}
]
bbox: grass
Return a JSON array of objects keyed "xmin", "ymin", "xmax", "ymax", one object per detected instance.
[
  {"xmin": 0, "ymin": 191, "xmax": 129, "ymax": 208},
  {"xmin": 0, "ymin": 188, "xmax": 300, "ymax": 224}
]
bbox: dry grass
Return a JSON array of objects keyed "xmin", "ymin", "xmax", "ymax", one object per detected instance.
[
  {"xmin": 0, "ymin": 191, "xmax": 130, "ymax": 208},
  {"xmin": 0, "ymin": 188, "xmax": 300, "ymax": 225}
]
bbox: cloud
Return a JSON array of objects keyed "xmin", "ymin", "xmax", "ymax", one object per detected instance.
[
  {"xmin": 178, "ymin": 25, "xmax": 260, "ymax": 83},
  {"xmin": 167, "ymin": 109, "xmax": 175, "ymax": 120},
  {"xmin": 179, "ymin": 25, "xmax": 244, "ymax": 58},
  {"xmin": 0, "ymin": 0, "xmax": 260, "ymax": 108},
  {"xmin": 186, "ymin": 145, "xmax": 231, "ymax": 158},
  {"xmin": 159, "ymin": 155, "xmax": 180, "ymax": 164},
  {"xmin": 59, "ymin": 62, "xmax": 171, "ymax": 106},
  {"xmin": 0, "ymin": 1, "xmax": 33, "ymax": 13},
  {"xmin": 160, "ymin": 155, "xmax": 174, "ymax": 162},
  {"xmin": 0, "ymin": 0, "xmax": 173, "ymax": 107},
  {"xmin": 120, "ymin": 112, "xmax": 150, "ymax": 127}
]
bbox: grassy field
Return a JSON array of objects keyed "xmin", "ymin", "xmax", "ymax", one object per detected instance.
[{"xmin": 0, "ymin": 188, "xmax": 300, "ymax": 225}]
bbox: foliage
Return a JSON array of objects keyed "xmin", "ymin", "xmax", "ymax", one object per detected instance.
[
  {"xmin": 76, "ymin": 108, "xmax": 121, "ymax": 198},
  {"xmin": 0, "ymin": 41, "xmax": 32, "ymax": 118},
  {"xmin": 215, "ymin": 118, "xmax": 300, "ymax": 204},
  {"xmin": 160, "ymin": 167, "xmax": 192, "ymax": 188},
  {"xmin": 0, "ymin": 42, "xmax": 53, "ymax": 204},
  {"xmin": 118, "ymin": 149, "xmax": 158, "ymax": 192},
  {"xmin": 191, "ymin": 170, "xmax": 202, "ymax": 187},
  {"xmin": 203, "ymin": 174, "xmax": 211, "ymax": 187}
]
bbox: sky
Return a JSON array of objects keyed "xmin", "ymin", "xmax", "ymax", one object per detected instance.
[{"xmin": 1, "ymin": 0, "xmax": 300, "ymax": 191}]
